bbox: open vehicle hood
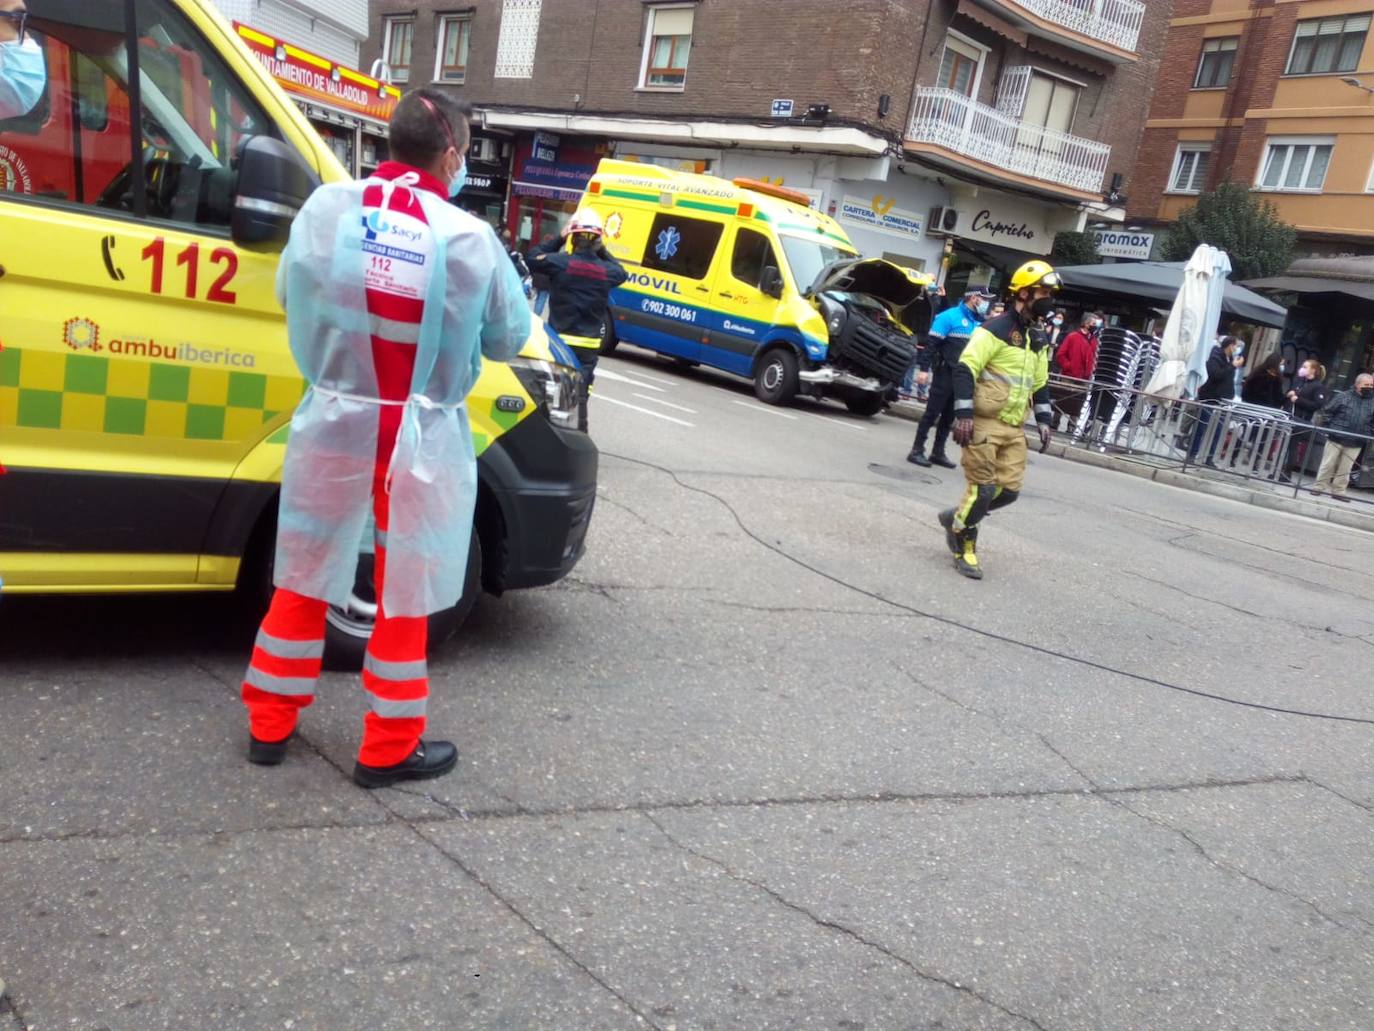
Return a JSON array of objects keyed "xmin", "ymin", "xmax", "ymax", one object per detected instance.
[{"xmin": 808, "ymin": 259, "xmax": 932, "ymax": 309}]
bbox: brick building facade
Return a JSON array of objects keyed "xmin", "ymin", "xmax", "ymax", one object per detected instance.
[
  {"xmin": 363, "ymin": 0, "xmax": 1171, "ymax": 288},
  {"xmin": 1131, "ymin": 0, "xmax": 1374, "ymax": 256}
]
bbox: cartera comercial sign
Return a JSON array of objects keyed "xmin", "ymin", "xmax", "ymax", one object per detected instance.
[{"xmin": 838, "ymin": 195, "xmax": 925, "ymax": 241}]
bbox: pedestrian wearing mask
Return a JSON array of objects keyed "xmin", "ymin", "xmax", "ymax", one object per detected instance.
[
  {"xmin": 939, "ymin": 261, "xmax": 1059, "ymax": 580},
  {"xmin": 1311, "ymin": 373, "xmax": 1374, "ymax": 500},
  {"xmin": 239, "ymin": 89, "xmax": 530, "ymax": 787},
  {"xmin": 1283, "ymin": 359, "xmax": 1328, "ymax": 477},
  {"xmin": 1189, "ymin": 336, "xmax": 1244, "ymax": 465},
  {"xmin": 907, "ymin": 287, "xmax": 994, "ymax": 468}
]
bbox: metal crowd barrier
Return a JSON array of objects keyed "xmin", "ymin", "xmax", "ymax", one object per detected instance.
[{"xmin": 1046, "ymin": 373, "xmax": 1373, "ymax": 504}]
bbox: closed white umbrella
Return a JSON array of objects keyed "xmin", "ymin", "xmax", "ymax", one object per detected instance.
[{"xmin": 1145, "ymin": 245, "xmax": 1233, "ymax": 399}]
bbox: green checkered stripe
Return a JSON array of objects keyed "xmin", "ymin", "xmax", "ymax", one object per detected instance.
[{"xmin": 0, "ymin": 347, "xmax": 304, "ymax": 441}]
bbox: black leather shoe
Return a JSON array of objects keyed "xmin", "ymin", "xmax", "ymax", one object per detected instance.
[
  {"xmin": 929, "ymin": 452, "xmax": 957, "ymax": 469},
  {"xmin": 247, "ymin": 732, "xmax": 294, "ymax": 766},
  {"xmin": 353, "ymin": 739, "xmax": 459, "ymax": 789},
  {"xmin": 907, "ymin": 449, "xmax": 932, "ymax": 467}
]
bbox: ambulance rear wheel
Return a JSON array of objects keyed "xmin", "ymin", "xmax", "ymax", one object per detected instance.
[
  {"xmin": 322, "ymin": 527, "xmax": 482, "ymax": 671},
  {"xmin": 754, "ymin": 348, "xmax": 798, "ymax": 406}
]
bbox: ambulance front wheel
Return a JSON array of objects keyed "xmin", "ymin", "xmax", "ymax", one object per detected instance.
[
  {"xmin": 844, "ymin": 392, "xmax": 886, "ymax": 417},
  {"xmin": 321, "ymin": 527, "xmax": 482, "ymax": 671},
  {"xmin": 754, "ymin": 348, "xmax": 798, "ymax": 406},
  {"xmin": 599, "ymin": 316, "xmax": 619, "ymax": 355}
]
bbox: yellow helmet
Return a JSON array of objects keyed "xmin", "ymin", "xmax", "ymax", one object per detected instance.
[{"xmin": 1009, "ymin": 259, "xmax": 1062, "ymax": 294}]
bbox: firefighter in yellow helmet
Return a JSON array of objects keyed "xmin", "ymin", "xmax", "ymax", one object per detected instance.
[{"xmin": 937, "ymin": 260, "xmax": 1061, "ymax": 580}]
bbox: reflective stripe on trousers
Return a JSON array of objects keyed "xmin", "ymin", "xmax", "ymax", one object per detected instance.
[{"xmin": 240, "ymin": 590, "xmax": 328, "ymax": 742}]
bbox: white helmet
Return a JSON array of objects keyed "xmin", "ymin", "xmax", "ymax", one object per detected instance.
[{"xmin": 567, "ymin": 208, "xmax": 605, "ymax": 238}]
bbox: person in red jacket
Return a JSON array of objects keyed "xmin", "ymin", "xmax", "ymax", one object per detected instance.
[
  {"xmin": 1051, "ymin": 313, "xmax": 1100, "ymax": 431},
  {"xmin": 1056, "ymin": 313, "xmax": 1100, "ymax": 380}
]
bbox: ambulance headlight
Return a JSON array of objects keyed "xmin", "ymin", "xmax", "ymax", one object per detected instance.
[
  {"xmin": 510, "ymin": 357, "xmax": 581, "ymax": 429},
  {"xmin": 817, "ymin": 295, "xmax": 847, "ymax": 339}
]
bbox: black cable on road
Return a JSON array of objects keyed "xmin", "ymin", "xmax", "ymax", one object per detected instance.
[{"xmin": 604, "ymin": 451, "xmax": 1374, "ymax": 728}]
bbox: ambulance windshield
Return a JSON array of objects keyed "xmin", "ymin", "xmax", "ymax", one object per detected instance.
[{"xmin": 779, "ymin": 235, "xmax": 857, "ymax": 292}]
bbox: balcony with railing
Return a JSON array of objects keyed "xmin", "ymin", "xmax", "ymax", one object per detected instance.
[
  {"xmin": 969, "ymin": 0, "xmax": 1145, "ymax": 59},
  {"xmin": 905, "ymin": 86, "xmax": 1111, "ymax": 196}
]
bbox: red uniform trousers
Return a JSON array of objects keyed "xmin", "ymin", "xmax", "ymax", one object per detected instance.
[{"xmin": 241, "ymin": 414, "xmax": 429, "ymax": 768}]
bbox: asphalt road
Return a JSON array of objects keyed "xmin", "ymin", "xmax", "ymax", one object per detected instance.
[{"xmin": 3, "ymin": 345, "xmax": 1374, "ymax": 1030}]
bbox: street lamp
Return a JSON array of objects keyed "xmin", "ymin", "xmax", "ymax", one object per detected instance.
[{"xmin": 1341, "ymin": 76, "xmax": 1374, "ymax": 93}]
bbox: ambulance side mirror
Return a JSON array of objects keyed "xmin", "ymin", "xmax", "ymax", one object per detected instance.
[
  {"xmin": 761, "ymin": 266, "xmax": 784, "ymax": 299},
  {"xmin": 232, "ymin": 136, "xmax": 320, "ymax": 247}
]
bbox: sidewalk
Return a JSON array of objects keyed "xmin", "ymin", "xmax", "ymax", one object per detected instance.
[{"xmin": 886, "ymin": 398, "xmax": 1374, "ymax": 534}]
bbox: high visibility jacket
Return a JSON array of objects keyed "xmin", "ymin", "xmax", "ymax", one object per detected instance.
[
  {"xmin": 953, "ymin": 310, "xmax": 1053, "ymax": 428},
  {"xmin": 275, "ymin": 168, "xmax": 530, "ymax": 617},
  {"xmin": 918, "ymin": 301, "xmax": 981, "ymax": 372}
]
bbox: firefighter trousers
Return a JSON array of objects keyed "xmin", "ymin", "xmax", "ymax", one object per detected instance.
[
  {"xmin": 952, "ymin": 417, "xmax": 1027, "ymax": 531},
  {"xmin": 241, "ymin": 467, "xmax": 429, "ymax": 768}
]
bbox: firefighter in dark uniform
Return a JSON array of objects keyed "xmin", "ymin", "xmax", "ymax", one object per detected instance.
[{"xmin": 528, "ymin": 208, "xmax": 628, "ymax": 429}]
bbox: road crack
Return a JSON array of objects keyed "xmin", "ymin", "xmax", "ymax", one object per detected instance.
[
  {"xmin": 600, "ymin": 451, "xmax": 1374, "ymax": 727},
  {"xmin": 641, "ymin": 812, "xmax": 1049, "ymax": 1031},
  {"xmin": 596, "ymin": 492, "xmax": 678, "ymax": 538},
  {"xmin": 1302, "ymin": 775, "xmax": 1374, "ymax": 817},
  {"xmin": 1123, "ymin": 571, "xmax": 1374, "ymax": 648},
  {"xmin": 381, "ymin": 796, "xmax": 662, "ymax": 1030}
]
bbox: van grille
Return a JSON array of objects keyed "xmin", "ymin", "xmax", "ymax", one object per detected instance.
[{"xmin": 834, "ymin": 313, "xmax": 917, "ymax": 384}]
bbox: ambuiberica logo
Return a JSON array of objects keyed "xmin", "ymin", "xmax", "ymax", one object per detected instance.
[
  {"xmin": 60, "ymin": 317, "xmax": 257, "ymax": 367},
  {"xmin": 63, "ymin": 317, "xmax": 100, "ymax": 352}
]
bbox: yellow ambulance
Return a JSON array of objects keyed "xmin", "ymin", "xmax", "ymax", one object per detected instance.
[
  {"xmin": 0, "ymin": 0, "xmax": 596, "ymax": 664},
  {"xmin": 583, "ymin": 160, "xmax": 933, "ymax": 416}
]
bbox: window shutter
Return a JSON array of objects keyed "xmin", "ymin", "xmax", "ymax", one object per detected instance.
[{"xmin": 653, "ymin": 7, "xmax": 694, "ymax": 37}]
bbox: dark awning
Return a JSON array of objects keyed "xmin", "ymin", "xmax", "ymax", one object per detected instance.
[
  {"xmin": 1243, "ymin": 256, "xmax": 1374, "ymax": 301},
  {"xmin": 1054, "ymin": 261, "xmax": 1288, "ymax": 328}
]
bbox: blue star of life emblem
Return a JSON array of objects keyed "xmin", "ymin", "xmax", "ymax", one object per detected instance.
[{"xmin": 655, "ymin": 226, "xmax": 681, "ymax": 261}]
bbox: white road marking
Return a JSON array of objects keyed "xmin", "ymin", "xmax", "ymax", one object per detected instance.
[
  {"xmin": 635, "ymin": 393, "xmax": 697, "ymax": 414},
  {"xmin": 592, "ymin": 393, "xmax": 695, "ymax": 427},
  {"xmin": 806, "ymin": 413, "xmax": 868, "ymax": 433},
  {"xmin": 597, "ymin": 368, "xmax": 666, "ymax": 392},
  {"xmin": 731, "ymin": 399, "xmax": 798, "ymax": 420},
  {"xmin": 606, "ymin": 364, "xmax": 676, "ymax": 387}
]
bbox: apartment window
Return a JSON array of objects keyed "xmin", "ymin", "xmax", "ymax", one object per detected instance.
[
  {"xmin": 1169, "ymin": 145, "xmax": 1211, "ymax": 193},
  {"xmin": 1258, "ymin": 138, "xmax": 1334, "ymax": 191},
  {"xmin": 494, "ymin": 0, "xmax": 542, "ymax": 79},
  {"xmin": 640, "ymin": 4, "xmax": 695, "ymax": 89},
  {"xmin": 382, "ymin": 16, "xmax": 413, "ymax": 84},
  {"xmin": 435, "ymin": 15, "xmax": 471, "ymax": 83},
  {"xmin": 1022, "ymin": 72, "xmax": 1080, "ymax": 136},
  {"xmin": 1285, "ymin": 14, "xmax": 1370, "ymax": 75},
  {"xmin": 937, "ymin": 34, "xmax": 985, "ymax": 96},
  {"xmin": 1194, "ymin": 37, "xmax": 1238, "ymax": 88}
]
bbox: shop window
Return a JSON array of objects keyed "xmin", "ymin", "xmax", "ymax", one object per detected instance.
[
  {"xmin": 1285, "ymin": 14, "xmax": 1369, "ymax": 76},
  {"xmin": 436, "ymin": 15, "xmax": 471, "ymax": 83},
  {"xmin": 937, "ymin": 34, "xmax": 985, "ymax": 97},
  {"xmin": 640, "ymin": 213, "xmax": 722, "ymax": 280},
  {"xmin": 639, "ymin": 4, "xmax": 694, "ymax": 90},
  {"xmin": 0, "ymin": 0, "xmax": 273, "ymax": 227},
  {"xmin": 1168, "ymin": 145, "xmax": 1210, "ymax": 194},
  {"xmin": 730, "ymin": 227, "xmax": 777, "ymax": 291},
  {"xmin": 495, "ymin": 0, "xmax": 542, "ymax": 79},
  {"xmin": 1258, "ymin": 138, "xmax": 1334, "ymax": 191},
  {"xmin": 1194, "ymin": 38, "xmax": 1238, "ymax": 89},
  {"xmin": 383, "ymin": 16, "xmax": 414, "ymax": 83}
]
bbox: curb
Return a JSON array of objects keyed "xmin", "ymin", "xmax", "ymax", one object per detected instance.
[{"xmin": 884, "ymin": 402, "xmax": 1374, "ymax": 534}]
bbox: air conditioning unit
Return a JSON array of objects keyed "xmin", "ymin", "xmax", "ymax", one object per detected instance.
[
  {"xmin": 469, "ymin": 137, "xmax": 499, "ymax": 163},
  {"xmin": 927, "ymin": 206, "xmax": 959, "ymax": 236}
]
